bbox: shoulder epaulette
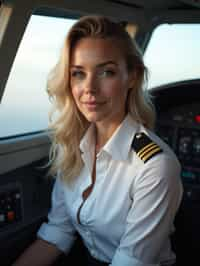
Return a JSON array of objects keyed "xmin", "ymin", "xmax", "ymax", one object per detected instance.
[{"xmin": 132, "ymin": 132, "xmax": 162, "ymax": 163}]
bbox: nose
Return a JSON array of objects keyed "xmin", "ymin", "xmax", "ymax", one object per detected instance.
[{"xmin": 84, "ymin": 74, "xmax": 98, "ymax": 94}]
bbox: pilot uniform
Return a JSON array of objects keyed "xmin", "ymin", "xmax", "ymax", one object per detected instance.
[{"xmin": 37, "ymin": 114, "xmax": 183, "ymax": 266}]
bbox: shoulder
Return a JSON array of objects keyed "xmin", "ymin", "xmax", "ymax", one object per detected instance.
[
  {"xmin": 132, "ymin": 132, "xmax": 163, "ymax": 163},
  {"xmin": 131, "ymin": 130, "xmax": 181, "ymax": 187},
  {"xmin": 131, "ymin": 129, "xmax": 180, "ymax": 171}
]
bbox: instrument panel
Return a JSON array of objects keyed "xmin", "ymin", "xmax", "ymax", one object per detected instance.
[{"xmin": 156, "ymin": 102, "xmax": 200, "ymax": 200}]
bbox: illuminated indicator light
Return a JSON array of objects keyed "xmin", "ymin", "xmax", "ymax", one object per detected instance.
[
  {"xmin": 182, "ymin": 171, "xmax": 195, "ymax": 179},
  {"xmin": 195, "ymin": 115, "xmax": 200, "ymax": 123},
  {"xmin": 0, "ymin": 214, "xmax": 5, "ymax": 222},
  {"xmin": 7, "ymin": 211, "xmax": 15, "ymax": 221},
  {"xmin": 15, "ymin": 193, "xmax": 21, "ymax": 199}
]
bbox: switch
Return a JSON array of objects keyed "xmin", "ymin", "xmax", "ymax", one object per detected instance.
[
  {"xmin": 7, "ymin": 211, "xmax": 15, "ymax": 222},
  {"xmin": 0, "ymin": 214, "xmax": 5, "ymax": 222}
]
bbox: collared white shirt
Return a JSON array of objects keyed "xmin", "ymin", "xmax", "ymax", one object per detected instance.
[{"xmin": 38, "ymin": 114, "xmax": 183, "ymax": 266}]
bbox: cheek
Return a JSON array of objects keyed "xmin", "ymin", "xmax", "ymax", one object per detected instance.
[
  {"xmin": 101, "ymin": 80, "xmax": 118, "ymax": 96},
  {"xmin": 71, "ymin": 85, "xmax": 81, "ymax": 102},
  {"xmin": 101, "ymin": 79, "xmax": 128, "ymax": 99}
]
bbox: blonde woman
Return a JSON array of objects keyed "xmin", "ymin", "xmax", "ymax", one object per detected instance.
[{"xmin": 14, "ymin": 15, "xmax": 183, "ymax": 266}]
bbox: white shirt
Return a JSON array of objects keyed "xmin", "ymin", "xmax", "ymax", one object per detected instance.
[{"xmin": 37, "ymin": 114, "xmax": 183, "ymax": 266}]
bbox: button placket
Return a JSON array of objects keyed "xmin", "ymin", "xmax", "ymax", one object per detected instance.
[
  {"xmin": 81, "ymin": 153, "xmax": 111, "ymax": 259},
  {"xmin": 84, "ymin": 226, "xmax": 97, "ymax": 256},
  {"xmin": 96, "ymin": 152, "xmax": 110, "ymax": 180},
  {"xmin": 76, "ymin": 166, "xmax": 92, "ymax": 225}
]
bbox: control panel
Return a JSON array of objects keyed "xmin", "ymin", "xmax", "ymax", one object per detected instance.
[
  {"xmin": 177, "ymin": 128, "xmax": 200, "ymax": 165},
  {"xmin": 0, "ymin": 184, "xmax": 23, "ymax": 230},
  {"xmin": 156, "ymin": 102, "xmax": 200, "ymax": 201}
]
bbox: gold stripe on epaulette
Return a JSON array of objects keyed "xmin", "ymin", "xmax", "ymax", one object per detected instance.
[
  {"xmin": 137, "ymin": 142, "xmax": 155, "ymax": 157},
  {"xmin": 141, "ymin": 147, "xmax": 162, "ymax": 162},
  {"xmin": 137, "ymin": 143, "xmax": 158, "ymax": 158}
]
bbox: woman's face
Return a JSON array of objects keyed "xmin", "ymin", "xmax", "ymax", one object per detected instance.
[{"xmin": 70, "ymin": 37, "xmax": 134, "ymax": 126}]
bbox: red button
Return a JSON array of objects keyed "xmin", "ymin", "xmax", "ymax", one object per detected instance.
[
  {"xmin": 7, "ymin": 211, "xmax": 15, "ymax": 221},
  {"xmin": 195, "ymin": 115, "xmax": 200, "ymax": 123}
]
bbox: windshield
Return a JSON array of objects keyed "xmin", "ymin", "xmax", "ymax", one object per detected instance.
[
  {"xmin": 144, "ymin": 24, "xmax": 200, "ymax": 89},
  {"xmin": 0, "ymin": 15, "xmax": 76, "ymax": 138}
]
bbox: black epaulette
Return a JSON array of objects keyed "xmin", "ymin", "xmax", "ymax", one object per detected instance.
[{"xmin": 132, "ymin": 132, "xmax": 162, "ymax": 163}]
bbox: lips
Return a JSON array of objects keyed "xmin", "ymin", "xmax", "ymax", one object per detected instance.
[
  {"xmin": 85, "ymin": 101, "xmax": 99, "ymax": 105},
  {"xmin": 83, "ymin": 100, "xmax": 105, "ymax": 109}
]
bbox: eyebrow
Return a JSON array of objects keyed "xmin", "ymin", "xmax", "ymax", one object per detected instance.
[{"xmin": 70, "ymin": 60, "xmax": 118, "ymax": 69}]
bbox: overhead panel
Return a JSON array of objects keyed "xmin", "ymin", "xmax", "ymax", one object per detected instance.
[
  {"xmin": 107, "ymin": 0, "xmax": 184, "ymax": 8},
  {"xmin": 180, "ymin": 0, "xmax": 200, "ymax": 8}
]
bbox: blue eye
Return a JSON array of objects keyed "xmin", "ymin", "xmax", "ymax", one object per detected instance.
[
  {"xmin": 100, "ymin": 69, "xmax": 115, "ymax": 78},
  {"xmin": 71, "ymin": 70, "xmax": 85, "ymax": 79}
]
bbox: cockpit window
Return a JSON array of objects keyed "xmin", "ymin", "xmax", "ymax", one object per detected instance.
[
  {"xmin": 144, "ymin": 24, "xmax": 200, "ymax": 89},
  {"xmin": 0, "ymin": 15, "xmax": 76, "ymax": 138}
]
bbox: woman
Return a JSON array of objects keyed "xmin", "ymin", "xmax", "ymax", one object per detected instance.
[{"xmin": 14, "ymin": 15, "xmax": 183, "ymax": 266}]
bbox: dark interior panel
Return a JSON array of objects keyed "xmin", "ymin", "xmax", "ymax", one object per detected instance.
[
  {"xmin": 151, "ymin": 79, "xmax": 200, "ymax": 266},
  {"xmin": 0, "ymin": 158, "xmax": 53, "ymax": 265}
]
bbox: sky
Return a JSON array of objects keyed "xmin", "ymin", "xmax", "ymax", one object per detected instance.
[
  {"xmin": 144, "ymin": 24, "xmax": 200, "ymax": 88},
  {"xmin": 0, "ymin": 16, "xmax": 76, "ymax": 138},
  {"xmin": 0, "ymin": 15, "xmax": 199, "ymax": 138}
]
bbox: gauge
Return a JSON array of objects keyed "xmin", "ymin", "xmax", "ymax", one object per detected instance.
[
  {"xmin": 179, "ymin": 136, "xmax": 192, "ymax": 154},
  {"xmin": 193, "ymin": 138, "xmax": 200, "ymax": 155}
]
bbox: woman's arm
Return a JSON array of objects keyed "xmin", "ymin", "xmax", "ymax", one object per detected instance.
[
  {"xmin": 110, "ymin": 155, "xmax": 183, "ymax": 266},
  {"xmin": 13, "ymin": 177, "xmax": 76, "ymax": 266},
  {"xmin": 13, "ymin": 238, "xmax": 62, "ymax": 266}
]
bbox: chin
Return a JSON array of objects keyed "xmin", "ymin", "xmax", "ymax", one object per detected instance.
[{"xmin": 84, "ymin": 113, "xmax": 104, "ymax": 123}]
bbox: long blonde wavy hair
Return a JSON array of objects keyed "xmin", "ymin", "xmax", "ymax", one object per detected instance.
[{"xmin": 47, "ymin": 15, "xmax": 155, "ymax": 183}]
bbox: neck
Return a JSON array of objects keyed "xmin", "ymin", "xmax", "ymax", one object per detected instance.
[{"xmin": 94, "ymin": 114, "xmax": 126, "ymax": 151}]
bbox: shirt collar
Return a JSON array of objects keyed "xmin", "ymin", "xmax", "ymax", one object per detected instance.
[
  {"xmin": 80, "ymin": 123, "xmax": 95, "ymax": 155},
  {"xmin": 102, "ymin": 114, "xmax": 139, "ymax": 161},
  {"xmin": 80, "ymin": 114, "xmax": 139, "ymax": 161}
]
